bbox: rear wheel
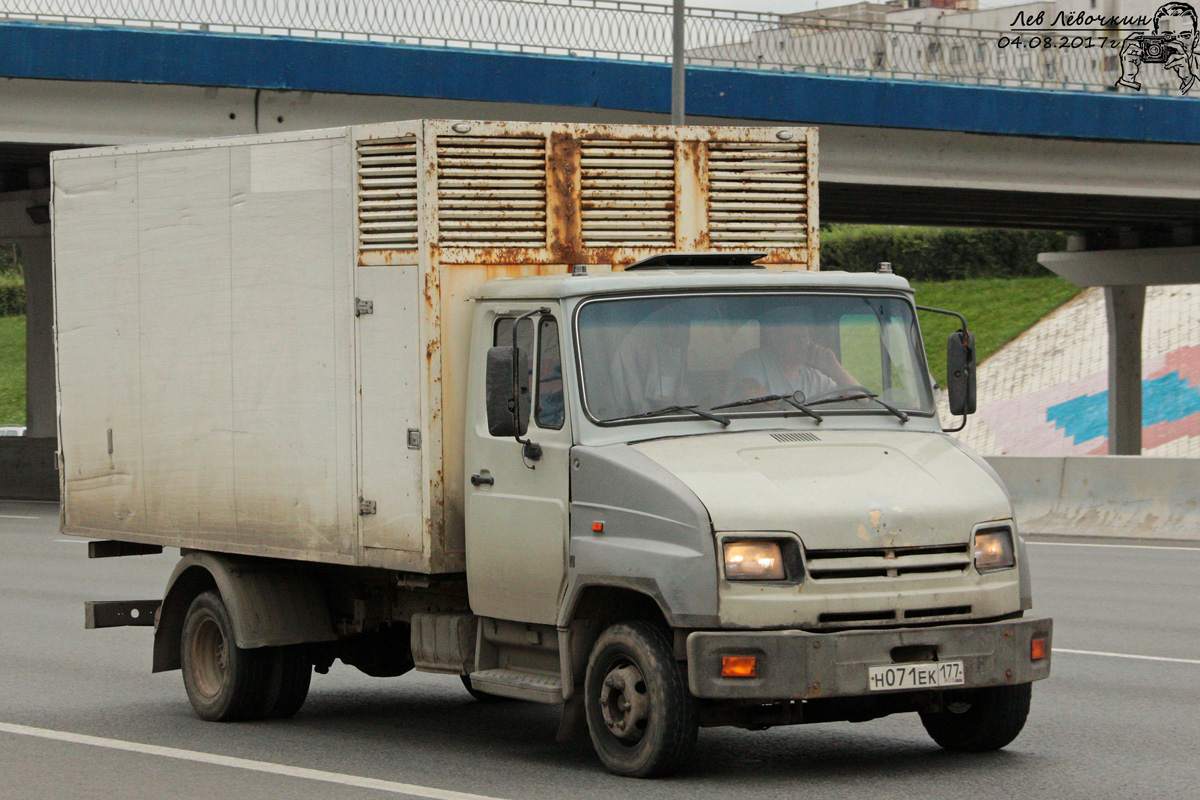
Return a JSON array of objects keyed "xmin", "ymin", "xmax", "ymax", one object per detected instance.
[
  {"xmin": 920, "ymin": 683, "xmax": 1032, "ymax": 752},
  {"xmin": 584, "ymin": 621, "xmax": 697, "ymax": 778},
  {"xmin": 180, "ymin": 590, "xmax": 270, "ymax": 722},
  {"xmin": 258, "ymin": 647, "xmax": 312, "ymax": 719}
]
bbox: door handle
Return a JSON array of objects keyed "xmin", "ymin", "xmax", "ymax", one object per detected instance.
[{"xmin": 471, "ymin": 473, "xmax": 494, "ymax": 487}]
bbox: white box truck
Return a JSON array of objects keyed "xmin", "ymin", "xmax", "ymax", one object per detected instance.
[{"xmin": 53, "ymin": 120, "xmax": 1051, "ymax": 778}]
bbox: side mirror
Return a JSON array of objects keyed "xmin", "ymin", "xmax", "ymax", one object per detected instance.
[
  {"xmin": 946, "ymin": 331, "xmax": 976, "ymax": 416},
  {"xmin": 485, "ymin": 346, "xmax": 530, "ymax": 437}
]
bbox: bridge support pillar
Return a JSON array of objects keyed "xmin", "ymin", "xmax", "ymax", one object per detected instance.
[
  {"xmin": 1038, "ymin": 245, "xmax": 1200, "ymax": 456},
  {"xmin": 1104, "ymin": 285, "xmax": 1144, "ymax": 455}
]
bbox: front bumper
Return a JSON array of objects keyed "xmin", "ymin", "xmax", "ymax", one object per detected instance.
[{"xmin": 686, "ymin": 616, "xmax": 1052, "ymax": 700}]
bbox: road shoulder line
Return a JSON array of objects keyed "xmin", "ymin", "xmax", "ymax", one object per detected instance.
[
  {"xmin": 1056, "ymin": 648, "xmax": 1200, "ymax": 665},
  {"xmin": 0, "ymin": 721, "xmax": 509, "ymax": 800}
]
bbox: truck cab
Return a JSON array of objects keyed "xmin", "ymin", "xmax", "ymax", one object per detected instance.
[{"xmin": 461, "ymin": 260, "xmax": 1051, "ymax": 776}]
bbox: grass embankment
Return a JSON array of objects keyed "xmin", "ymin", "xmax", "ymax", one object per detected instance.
[
  {"xmin": 912, "ymin": 276, "xmax": 1083, "ymax": 383},
  {"xmin": 0, "ymin": 315, "xmax": 24, "ymax": 425}
]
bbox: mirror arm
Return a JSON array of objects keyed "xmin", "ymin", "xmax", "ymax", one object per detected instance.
[
  {"xmin": 511, "ymin": 307, "xmax": 552, "ymax": 461},
  {"xmin": 916, "ymin": 304, "xmax": 968, "ymax": 335},
  {"xmin": 942, "ymin": 416, "xmax": 967, "ymax": 433}
]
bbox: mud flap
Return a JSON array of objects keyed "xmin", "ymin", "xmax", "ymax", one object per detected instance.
[{"xmin": 556, "ymin": 693, "xmax": 587, "ymax": 742}]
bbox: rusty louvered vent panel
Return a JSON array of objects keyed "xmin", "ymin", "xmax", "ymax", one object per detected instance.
[
  {"xmin": 357, "ymin": 137, "xmax": 418, "ymax": 252},
  {"xmin": 580, "ymin": 140, "xmax": 675, "ymax": 248},
  {"xmin": 436, "ymin": 136, "xmax": 547, "ymax": 249},
  {"xmin": 707, "ymin": 142, "xmax": 808, "ymax": 248}
]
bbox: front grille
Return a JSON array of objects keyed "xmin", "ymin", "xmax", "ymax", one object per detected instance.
[
  {"xmin": 818, "ymin": 606, "xmax": 973, "ymax": 626},
  {"xmin": 904, "ymin": 605, "xmax": 972, "ymax": 619},
  {"xmin": 805, "ymin": 543, "xmax": 971, "ymax": 581},
  {"xmin": 819, "ymin": 610, "xmax": 896, "ymax": 624}
]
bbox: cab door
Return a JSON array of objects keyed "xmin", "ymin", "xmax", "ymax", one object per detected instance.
[{"xmin": 464, "ymin": 306, "xmax": 571, "ymax": 624}]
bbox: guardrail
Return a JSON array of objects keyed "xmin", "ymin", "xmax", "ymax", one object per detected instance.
[{"xmin": 0, "ymin": 0, "xmax": 1179, "ymax": 95}]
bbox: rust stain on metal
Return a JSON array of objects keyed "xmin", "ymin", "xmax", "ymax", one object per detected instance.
[
  {"xmin": 547, "ymin": 132, "xmax": 582, "ymax": 264},
  {"xmin": 424, "ymin": 265, "xmax": 442, "ymax": 372}
]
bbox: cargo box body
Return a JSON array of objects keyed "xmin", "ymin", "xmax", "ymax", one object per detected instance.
[{"xmin": 52, "ymin": 120, "xmax": 818, "ymax": 573}]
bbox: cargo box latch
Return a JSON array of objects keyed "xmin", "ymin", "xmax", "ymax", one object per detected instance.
[
  {"xmin": 355, "ymin": 298, "xmax": 374, "ymax": 317},
  {"xmin": 359, "ymin": 498, "xmax": 377, "ymax": 515}
]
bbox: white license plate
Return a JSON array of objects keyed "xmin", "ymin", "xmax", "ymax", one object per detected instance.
[{"xmin": 867, "ymin": 660, "xmax": 964, "ymax": 692}]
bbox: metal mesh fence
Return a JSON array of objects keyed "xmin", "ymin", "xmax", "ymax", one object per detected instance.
[{"xmin": 0, "ymin": 0, "xmax": 1178, "ymax": 95}]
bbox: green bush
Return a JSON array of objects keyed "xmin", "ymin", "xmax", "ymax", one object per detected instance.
[
  {"xmin": 821, "ymin": 226, "xmax": 1067, "ymax": 281},
  {"xmin": 0, "ymin": 243, "xmax": 19, "ymax": 276},
  {"xmin": 0, "ymin": 273, "xmax": 25, "ymax": 317}
]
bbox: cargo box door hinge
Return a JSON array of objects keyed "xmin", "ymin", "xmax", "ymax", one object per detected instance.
[
  {"xmin": 355, "ymin": 298, "xmax": 374, "ymax": 317},
  {"xmin": 359, "ymin": 498, "xmax": 377, "ymax": 516}
]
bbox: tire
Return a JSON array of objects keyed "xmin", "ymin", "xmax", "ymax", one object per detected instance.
[
  {"xmin": 180, "ymin": 590, "xmax": 270, "ymax": 722},
  {"xmin": 257, "ymin": 647, "xmax": 313, "ymax": 720},
  {"xmin": 583, "ymin": 621, "xmax": 698, "ymax": 778},
  {"xmin": 920, "ymin": 682, "xmax": 1033, "ymax": 752},
  {"xmin": 460, "ymin": 674, "xmax": 511, "ymax": 703}
]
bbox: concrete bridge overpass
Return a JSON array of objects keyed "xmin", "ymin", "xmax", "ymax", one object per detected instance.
[{"xmin": 2, "ymin": 13, "xmax": 1200, "ymax": 496}]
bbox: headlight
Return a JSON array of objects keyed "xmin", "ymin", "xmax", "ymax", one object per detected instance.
[
  {"xmin": 723, "ymin": 541, "xmax": 786, "ymax": 581},
  {"xmin": 974, "ymin": 528, "xmax": 1015, "ymax": 572}
]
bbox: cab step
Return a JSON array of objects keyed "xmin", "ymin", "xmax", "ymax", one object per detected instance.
[{"xmin": 469, "ymin": 669, "xmax": 563, "ymax": 704}]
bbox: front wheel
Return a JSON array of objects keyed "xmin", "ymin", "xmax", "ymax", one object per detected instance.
[
  {"xmin": 919, "ymin": 682, "xmax": 1032, "ymax": 752},
  {"xmin": 584, "ymin": 621, "xmax": 697, "ymax": 778}
]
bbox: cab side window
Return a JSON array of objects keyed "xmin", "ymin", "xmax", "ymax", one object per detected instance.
[
  {"xmin": 494, "ymin": 317, "xmax": 534, "ymax": 435},
  {"xmin": 535, "ymin": 318, "xmax": 564, "ymax": 430}
]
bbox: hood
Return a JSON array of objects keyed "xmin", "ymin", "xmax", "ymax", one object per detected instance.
[{"xmin": 630, "ymin": 430, "xmax": 1011, "ymax": 550}]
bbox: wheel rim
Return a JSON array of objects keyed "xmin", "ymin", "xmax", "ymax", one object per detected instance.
[
  {"xmin": 598, "ymin": 658, "xmax": 650, "ymax": 743},
  {"xmin": 189, "ymin": 615, "xmax": 227, "ymax": 699}
]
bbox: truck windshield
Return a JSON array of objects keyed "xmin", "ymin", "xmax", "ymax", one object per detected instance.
[{"xmin": 575, "ymin": 293, "xmax": 934, "ymax": 424}]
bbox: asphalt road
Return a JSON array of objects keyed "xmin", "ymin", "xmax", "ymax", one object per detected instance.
[{"xmin": 2, "ymin": 500, "xmax": 1198, "ymax": 799}]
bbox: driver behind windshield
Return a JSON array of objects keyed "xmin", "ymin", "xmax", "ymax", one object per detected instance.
[{"xmin": 728, "ymin": 307, "xmax": 857, "ymax": 401}]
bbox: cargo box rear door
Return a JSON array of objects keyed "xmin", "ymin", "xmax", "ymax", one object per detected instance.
[{"xmin": 355, "ymin": 267, "xmax": 426, "ymax": 558}]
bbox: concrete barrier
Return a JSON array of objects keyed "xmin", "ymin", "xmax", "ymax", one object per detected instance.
[{"xmin": 988, "ymin": 456, "xmax": 1200, "ymax": 541}]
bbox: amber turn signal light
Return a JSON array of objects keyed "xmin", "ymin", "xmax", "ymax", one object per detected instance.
[
  {"xmin": 721, "ymin": 655, "xmax": 757, "ymax": 678},
  {"xmin": 1031, "ymin": 638, "xmax": 1048, "ymax": 661}
]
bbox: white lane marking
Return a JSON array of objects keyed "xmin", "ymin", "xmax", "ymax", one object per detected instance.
[
  {"xmin": 0, "ymin": 722, "xmax": 510, "ymax": 800},
  {"xmin": 0, "ymin": 515, "xmax": 39, "ymax": 519},
  {"xmin": 1056, "ymin": 648, "xmax": 1200, "ymax": 666},
  {"xmin": 53, "ymin": 539, "xmax": 88, "ymax": 544},
  {"xmin": 1027, "ymin": 541, "xmax": 1200, "ymax": 552}
]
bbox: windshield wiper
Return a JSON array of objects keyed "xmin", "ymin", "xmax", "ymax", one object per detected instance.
[
  {"xmin": 805, "ymin": 386, "xmax": 909, "ymax": 423},
  {"xmin": 623, "ymin": 404, "xmax": 731, "ymax": 427},
  {"xmin": 711, "ymin": 393, "xmax": 823, "ymax": 424}
]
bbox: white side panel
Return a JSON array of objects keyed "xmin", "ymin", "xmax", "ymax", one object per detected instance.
[
  {"xmin": 228, "ymin": 138, "xmax": 356, "ymax": 556},
  {"xmin": 54, "ymin": 154, "xmax": 147, "ymax": 534},
  {"xmin": 55, "ymin": 133, "xmax": 356, "ymax": 561},
  {"xmin": 136, "ymin": 146, "xmax": 238, "ymax": 537},
  {"xmin": 357, "ymin": 266, "xmax": 425, "ymax": 554}
]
